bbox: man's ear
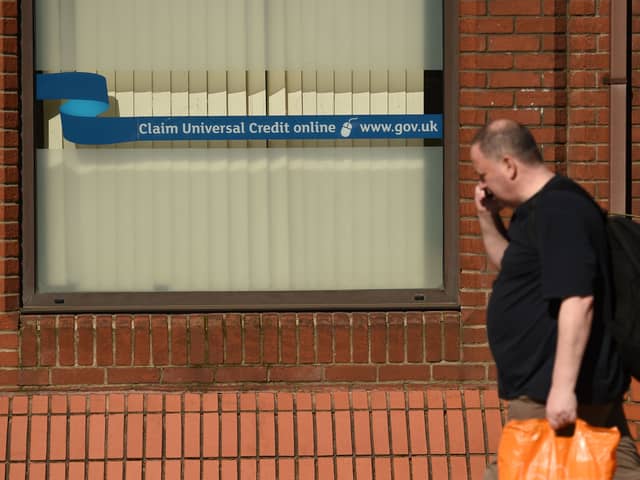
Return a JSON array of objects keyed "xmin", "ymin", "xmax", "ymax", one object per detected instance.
[{"xmin": 502, "ymin": 155, "xmax": 517, "ymax": 180}]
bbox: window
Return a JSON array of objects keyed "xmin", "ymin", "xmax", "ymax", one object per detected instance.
[{"xmin": 22, "ymin": 0, "xmax": 458, "ymax": 312}]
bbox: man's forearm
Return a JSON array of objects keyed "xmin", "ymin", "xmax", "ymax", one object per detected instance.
[
  {"xmin": 545, "ymin": 295, "xmax": 593, "ymax": 429},
  {"xmin": 551, "ymin": 296, "xmax": 593, "ymax": 392},
  {"xmin": 478, "ymin": 211, "xmax": 509, "ymax": 269}
]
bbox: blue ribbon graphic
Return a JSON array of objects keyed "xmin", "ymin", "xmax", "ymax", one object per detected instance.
[{"xmin": 36, "ymin": 72, "xmax": 443, "ymax": 145}]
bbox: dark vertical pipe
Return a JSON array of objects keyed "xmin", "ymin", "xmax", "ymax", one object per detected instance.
[{"xmin": 609, "ymin": 0, "xmax": 630, "ymax": 214}]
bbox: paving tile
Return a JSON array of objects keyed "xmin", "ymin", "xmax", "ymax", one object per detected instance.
[
  {"xmin": 334, "ymin": 410, "xmax": 352, "ymax": 455},
  {"xmin": 203, "ymin": 412, "xmax": 220, "ymax": 457},
  {"xmin": 370, "ymin": 391, "xmax": 387, "ymax": 410},
  {"xmin": 221, "ymin": 411, "xmax": 238, "ymax": 457},
  {"xmin": 69, "ymin": 415, "xmax": 86, "ymax": 460},
  {"xmin": 316, "ymin": 392, "xmax": 332, "ymax": 410},
  {"xmin": 448, "ymin": 409, "xmax": 467, "ymax": 454},
  {"xmin": 88, "ymin": 415, "xmax": 105, "ymax": 460},
  {"xmin": 11, "ymin": 396, "xmax": 28, "ymax": 415},
  {"xmin": 108, "ymin": 394, "xmax": 125, "ymax": 413},
  {"xmin": 184, "ymin": 412, "xmax": 201, "ymax": 458},
  {"xmin": 464, "ymin": 389, "xmax": 481, "ymax": 408},
  {"xmin": 374, "ymin": 457, "xmax": 392, "ymax": 480},
  {"xmin": 184, "ymin": 392, "xmax": 201, "ymax": 412},
  {"xmin": 316, "ymin": 410, "xmax": 333, "ymax": 456},
  {"xmin": 411, "ymin": 456, "xmax": 428, "ymax": 480},
  {"xmin": 30, "ymin": 419, "xmax": 47, "ymax": 461},
  {"xmin": 48, "ymin": 463, "xmax": 64, "ymax": 480},
  {"xmin": 8, "ymin": 463, "xmax": 25, "ymax": 480},
  {"xmin": 372, "ymin": 410, "xmax": 390, "ymax": 455},
  {"xmin": 408, "ymin": 409, "xmax": 428, "ymax": 455},
  {"xmin": 30, "ymin": 396, "xmax": 48, "ymax": 415},
  {"xmin": 126, "ymin": 413, "xmax": 144, "ymax": 458},
  {"xmin": 318, "ymin": 457, "xmax": 334, "ymax": 479},
  {"xmin": 353, "ymin": 410, "xmax": 372, "ymax": 455},
  {"xmin": 427, "ymin": 390, "xmax": 444, "ymax": 409},
  {"xmin": 446, "ymin": 389, "xmax": 462, "ymax": 408},
  {"xmin": 430, "ymin": 456, "xmax": 448, "ymax": 480},
  {"xmin": 127, "ymin": 394, "xmax": 144, "ymax": 413},
  {"xmin": 393, "ymin": 457, "xmax": 410, "ymax": 480},
  {"xmin": 259, "ymin": 459, "xmax": 275, "ymax": 480},
  {"xmin": 257, "ymin": 392, "xmax": 274, "ymax": 411},
  {"xmin": 106, "ymin": 461, "xmax": 123, "ymax": 480},
  {"xmin": 451, "ymin": 455, "xmax": 469, "ymax": 480},
  {"xmin": 427, "ymin": 409, "xmax": 446, "ymax": 454},
  {"xmin": 351, "ymin": 391, "xmax": 369, "ymax": 410},
  {"xmin": 333, "ymin": 391, "xmax": 350, "ymax": 410},
  {"xmin": 278, "ymin": 458, "xmax": 295, "ymax": 479},
  {"xmin": 9, "ymin": 415, "xmax": 27, "ymax": 460},
  {"xmin": 299, "ymin": 457, "xmax": 315, "ymax": 479},
  {"xmin": 202, "ymin": 460, "xmax": 220, "ymax": 480},
  {"xmin": 144, "ymin": 414, "xmax": 163, "ymax": 459},
  {"xmin": 89, "ymin": 395, "xmax": 106, "ymax": 413},
  {"xmin": 87, "ymin": 461, "xmax": 105, "ymax": 480},
  {"xmin": 241, "ymin": 459, "xmax": 257, "ymax": 480},
  {"xmin": 221, "ymin": 459, "xmax": 237, "ymax": 480},
  {"xmin": 165, "ymin": 460, "xmax": 181, "ymax": 480},
  {"xmin": 355, "ymin": 457, "xmax": 373, "ymax": 480},
  {"xmin": 125, "ymin": 460, "xmax": 142, "ymax": 479},
  {"xmin": 470, "ymin": 455, "xmax": 489, "ymax": 480},
  {"xmin": 240, "ymin": 412, "xmax": 257, "ymax": 457},
  {"xmin": 485, "ymin": 408, "xmax": 503, "ymax": 453},
  {"xmin": 408, "ymin": 390, "xmax": 425, "ymax": 409},
  {"xmin": 258, "ymin": 411, "xmax": 276, "ymax": 456},
  {"xmin": 29, "ymin": 463, "xmax": 45, "ymax": 480},
  {"xmin": 107, "ymin": 413, "xmax": 125, "ymax": 459},
  {"xmin": 203, "ymin": 392, "xmax": 218, "ymax": 412},
  {"xmin": 277, "ymin": 392, "xmax": 293, "ymax": 411},
  {"xmin": 297, "ymin": 410, "xmax": 314, "ymax": 456},
  {"xmin": 277, "ymin": 411, "xmax": 294, "ymax": 456},
  {"xmin": 296, "ymin": 392, "xmax": 312, "ymax": 410},
  {"xmin": 69, "ymin": 395, "xmax": 86, "ymax": 414},
  {"xmin": 49, "ymin": 415, "xmax": 67, "ymax": 460},
  {"xmin": 69, "ymin": 462, "xmax": 85, "ymax": 479},
  {"xmin": 388, "ymin": 391, "xmax": 405, "ymax": 410},
  {"xmin": 336, "ymin": 458, "xmax": 353, "ymax": 480},
  {"xmin": 165, "ymin": 394, "xmax": 181, "ymax": 413},
  {"xmin": 465, "ymin": 408, "xmax": 486, "ymax": 454},
  {"xmin": 240, "ymin": 392, "xmax": 256, "ymax": 411}
]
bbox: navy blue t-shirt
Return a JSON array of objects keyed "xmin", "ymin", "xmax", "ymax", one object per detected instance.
[{"xmin": 487, "ymin": 175, "xmax": 628, "ymax": 403}]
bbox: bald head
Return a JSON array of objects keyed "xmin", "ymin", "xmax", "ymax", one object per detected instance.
[{"xmin": 471, "ymin": 119, "xmax": 544, "ymax": 166}]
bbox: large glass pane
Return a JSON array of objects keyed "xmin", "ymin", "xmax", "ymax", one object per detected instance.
[{"xmin": 34, "ymin": 0, "xmax": 445, "ymax": 294}]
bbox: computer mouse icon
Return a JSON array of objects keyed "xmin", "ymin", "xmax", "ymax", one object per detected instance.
[{"xmin": 340, "ymin": 118, "xmax": 358, "ymax": 138}]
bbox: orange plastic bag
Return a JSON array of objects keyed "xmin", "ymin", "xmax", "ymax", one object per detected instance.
[{"xmin": 497, "ymin": 418, "xmax": 620, "ymax": 479}]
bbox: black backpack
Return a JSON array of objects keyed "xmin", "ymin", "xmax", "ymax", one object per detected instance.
[
  {"xmin": 606, "ymin": 215, "xmax": 640, "ymax": 380},
  {"xmin": 530, "ymin": 178, "xmax": 640, "ymax": 381}
]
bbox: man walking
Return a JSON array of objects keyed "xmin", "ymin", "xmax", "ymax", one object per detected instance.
[{"xmin": 471, "ymin": 119, "xmax": 640, "ymax": 479}]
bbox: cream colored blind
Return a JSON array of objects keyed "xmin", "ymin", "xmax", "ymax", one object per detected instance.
[
  {"xmin": 36, "ymin": 0, "xmax": 442, "ymax": 72},
  {"xmin": 35, "ymin": 0, "xmax": 444, "ymax": 293},
  {"xmin": 37, "ymin": 147, "xmax": 443, "ymax": 292}
]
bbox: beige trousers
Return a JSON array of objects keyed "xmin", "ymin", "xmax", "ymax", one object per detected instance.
[{"xmin": 483, "ymin": 396, "xmax": 640, "ymax": 480}]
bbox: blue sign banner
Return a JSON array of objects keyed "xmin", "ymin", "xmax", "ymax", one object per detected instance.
[{"xmin": 37, "ymin": 73, "xmax": 443, "ymax": 145}]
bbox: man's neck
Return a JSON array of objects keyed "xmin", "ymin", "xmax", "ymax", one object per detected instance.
[{"xmin": 517, "ymin": 167, "xmax": 555, "ymax": 204}]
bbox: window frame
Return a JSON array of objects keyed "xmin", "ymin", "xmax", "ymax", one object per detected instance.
[{"xmin": 20, "ymin": 0, "xmax": 459, "ymax": 313}]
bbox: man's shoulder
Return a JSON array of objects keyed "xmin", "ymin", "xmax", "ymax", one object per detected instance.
[{"xmin": 537, "ymin": 176, "xmax": 600, "ymax": 213}]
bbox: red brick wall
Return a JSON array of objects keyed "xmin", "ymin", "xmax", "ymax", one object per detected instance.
[
  {"xmin": 0, "ymin": 0, "xmax": 20, "ymax": 386},
  {"xmin": 633, "ymin": 0, "xmax": 640, "ymax": 215},
  {"xmin": 0, "ymin": 0, "xmax": 638, "ymax": 445}
]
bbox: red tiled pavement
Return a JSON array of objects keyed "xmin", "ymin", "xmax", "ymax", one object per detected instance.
[{"xmin": 0, "ymin": 389, "xmax": 506, "ymax": 479}]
